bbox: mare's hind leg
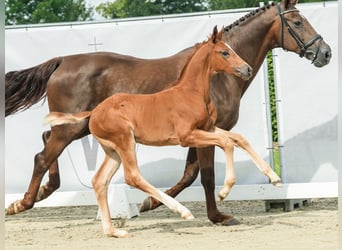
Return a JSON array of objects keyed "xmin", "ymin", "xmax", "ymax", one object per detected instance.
[
  {"xmin": 91, "ymin": 151, "xmax": 127, "ymax": 238},
  {"xmin": 140, "ymin": 147, "xmax": 200, "ymax": 212},
  {"xmin": 6, "ymin": 123, "xmax": 87, "ymax": 215},
  {"xmin": 35, "ymin": 130, "xmax": 60, "ymax": 202}
]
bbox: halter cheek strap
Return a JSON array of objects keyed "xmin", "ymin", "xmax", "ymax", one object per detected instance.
[{"xmin": 277, "ymin": 3, "xmax": 323, "ymax": 61}]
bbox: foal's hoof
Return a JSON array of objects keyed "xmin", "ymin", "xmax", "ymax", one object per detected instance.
[
  {"xmin": 272, "ymin": 180, "xmax": 282, "ymax": 187},
  {"xmin": 217, "ymin": 193, "xmax": 226, "ymax": 202},
  {"xmin": 106, "ymin": 229, "xmax": 129, "ymax": 238},
  {"xmin": 182, "ymin": 211, "xmax": 195, "ymax": 220}
]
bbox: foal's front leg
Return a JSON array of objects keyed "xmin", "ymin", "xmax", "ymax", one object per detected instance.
[
  {"xmin": 215, "ymin": 127, "xmax": 282, "ymax": 187},
  {"xmin": 184, "ymin": 128, "xmax": 239, "ymax": 201}
]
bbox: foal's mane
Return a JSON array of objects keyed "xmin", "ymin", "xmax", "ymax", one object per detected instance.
[
  {"xmin": 224, "ymin": 2, "xmax": 276, "ymax": 32},
  {"xmin": 170, "ymin": 37, "xmax": 215, "ymax": 88}
]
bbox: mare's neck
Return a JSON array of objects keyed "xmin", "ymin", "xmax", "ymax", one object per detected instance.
[{"xmin": 224, "ymin": 5, "xmax": 279, "ymax": 94}]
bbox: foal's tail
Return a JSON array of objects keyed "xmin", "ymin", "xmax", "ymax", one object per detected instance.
[
  {"xmin": 5, "ymin": 57, "xmax": 63, "ymax": 116},
  {"xmin": 44, "ymin": 111, "xmax": 92, "ymax": 127}
]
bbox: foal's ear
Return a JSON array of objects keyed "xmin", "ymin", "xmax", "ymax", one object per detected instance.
[
  {"xmin": 211, "ymin": 25, "xmax": 219, "ymax": 43},
  {"xmin": 211, "ymin": 25, "xmax": 223, "ymax": 44},
  {"xmin": 282, "ymin": 0, "xmax": 298, "ymax": 9}
]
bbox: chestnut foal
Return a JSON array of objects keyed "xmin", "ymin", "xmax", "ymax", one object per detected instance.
[{"xmin": 45, "ymin": 26, "xmax": 253, "ymax": 237}]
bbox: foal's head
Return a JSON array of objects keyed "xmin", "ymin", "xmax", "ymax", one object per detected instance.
[{"xmin": 209, "ymin": 26, "xmax": 252, "ymax": 81}]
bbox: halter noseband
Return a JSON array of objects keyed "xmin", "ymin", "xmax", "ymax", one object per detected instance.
[{"xmin": 277, "ymin": 3, "xmax": 322, "ymax": 62}]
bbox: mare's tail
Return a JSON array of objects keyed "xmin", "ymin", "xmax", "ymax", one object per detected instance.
[
  {"xmin": 44, "ymin": 111, "xmax": 92, "ymax": 127},
  {"xmin": 5, "ymin": 57, "xmax": 63, "ymax": 116}
]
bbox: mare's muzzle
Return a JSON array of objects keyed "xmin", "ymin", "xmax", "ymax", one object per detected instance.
[
  {"xmin": 305, "ymin": 40, "xmax": 332, "ymax": 68},
  {"xmin": 277, "ymin": 3, "xmax": 332, "ymax": 68}
]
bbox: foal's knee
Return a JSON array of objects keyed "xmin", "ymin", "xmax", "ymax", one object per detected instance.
[
  {"xmin": 233, "ymin": 133, "xmax": 250, "ymax": 148},
  {"xmin": 92, "ymin": 177, "xmax": 107, "ymax": 195},
  {"xmin": 223, "ymin": 138, "xmax": 234, "ymax": 152},
  {"xmin": 224, "ymin": 177, "xmax": 236, "ymax": 188}
]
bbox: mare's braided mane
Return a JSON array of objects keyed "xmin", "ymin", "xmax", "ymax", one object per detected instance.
[{"xmin": 224, "ymin": 2, "xmax": 276, "ymax": 32}]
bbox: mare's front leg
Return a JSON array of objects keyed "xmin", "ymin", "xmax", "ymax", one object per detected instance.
[
  {"xmin": 35, "ymin": 130, "xmax": 60, "ymax": 201},
  {"xmin": 6, "ymin": 124, "xmax": 86, "ymax": 215},
  {"xmin": 197, "ymin": 146, "xmax": 239, "ymax": 226},
  {"xmin": 140, "ymin": 147, "xmax": 200, "ymax": 212}
]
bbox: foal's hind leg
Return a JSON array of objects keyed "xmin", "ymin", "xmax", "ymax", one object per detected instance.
[
  {"xmin": 6, "ymin": 124, "xmax": 87, "ymax": 215},
  {"xmin": 117, "ymin": 136, "xmax": 194, "ymax": 220},
  {"xmin": 35, "ymin": 130, "xmax": 60, "ymax": 202},
  {"xmin": 140, "ymin": 147, "xmax": 200, "ymax": 212},
  {"xmin": 91, "ymin": 151, "xmax": 127, "ymax": 238}
]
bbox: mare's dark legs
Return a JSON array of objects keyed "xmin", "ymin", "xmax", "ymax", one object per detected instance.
[
  {"xmin": 197, "ymin": 147, "xmax": 239, "ymax": 225},
  {"xmin": 35, "ymin": 130, "xmax": 60, "ymax": 201},
  {"xmin": 140, "ymin": 147, "xmax": 200, "ymax": 212},
  {"xmin": 140, "ymin": 146, "xmax": 239, "ymax": 225},
  {"xmin": 6, "ymin": 124, "xmax": 87, "ymax": 215}
]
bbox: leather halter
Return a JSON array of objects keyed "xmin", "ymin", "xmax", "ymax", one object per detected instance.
[{"xmin": 277, "ymin": 3, "xmax": 322, "ymax": 62}]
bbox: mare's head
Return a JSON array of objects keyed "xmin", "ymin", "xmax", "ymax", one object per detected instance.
[
  {"xmin": 209, "ymin": 26, "xmax": 252, "ymax": 81},
  {"xmin": 275, "ymin": 0, "xmax": 331, "ymax": 67}
]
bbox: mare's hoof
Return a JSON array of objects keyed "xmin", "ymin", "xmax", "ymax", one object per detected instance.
[
  {"xmin": 221, "ymin": 217, "xmax": 240, "ymax": 226},
  {"xmin": 140, "ymin": 197, "xmax": 152, "ymax": 212},
  {"xmin": 5, "ymin": 207, "xmax": 14, "ymax": 215},
  {"xmin": 6, "ymin": 201, "xmax": 21, "ymax": 215}
]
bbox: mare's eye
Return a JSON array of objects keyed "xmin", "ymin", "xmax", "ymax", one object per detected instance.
[
  {"xmin": 221, "ymin": 51, "xmax": 229, "ymax": 57},
  {"xmin": 294, "ymin": 20, "xmax": 302, "ymax": 27}
]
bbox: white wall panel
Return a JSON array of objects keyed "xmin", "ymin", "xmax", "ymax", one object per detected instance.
[{"xmin": 273, "ymin": 2, "xmax": 338, "ymax": 183}]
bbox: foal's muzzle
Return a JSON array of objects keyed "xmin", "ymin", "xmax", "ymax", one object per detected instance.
[{"xmin": 237, "ymin": 64, "xmax": 253, "ymax": 81}]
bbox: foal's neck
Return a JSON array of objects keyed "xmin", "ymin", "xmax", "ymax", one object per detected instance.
[{"xmin": 176, "ymin": 43, "xmax": 214, "ymax": 102}]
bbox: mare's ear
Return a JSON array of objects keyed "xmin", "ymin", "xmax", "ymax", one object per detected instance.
[
  {"xmin": 211, "ymin": 25, "xmax": 218, "ymax": 43},
  {"xmin": 282, "ymin": 0, "xmax": 298, "ymax": 9}
]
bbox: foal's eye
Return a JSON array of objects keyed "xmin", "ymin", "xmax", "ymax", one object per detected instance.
[
  {"xmin": 294, "ymin": 20, "xmax": 302, "ymax": 27},
  {"xmin": 221, "ymin": 51, "xmax": 229, "ymax": 57}
]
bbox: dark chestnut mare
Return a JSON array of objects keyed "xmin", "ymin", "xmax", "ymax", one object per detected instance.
[
  {"xmin": 45, "ymin": 27, "xmax": 252, "ymax": 237},
  {"xmin": 6, "ymin": 0, "xmax": 331, "ymax": 226}
]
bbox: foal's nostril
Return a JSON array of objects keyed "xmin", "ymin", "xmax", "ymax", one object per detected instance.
[{"xmin": 241, "ymin": 64, "xmax": 253, "ymax": 80}]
